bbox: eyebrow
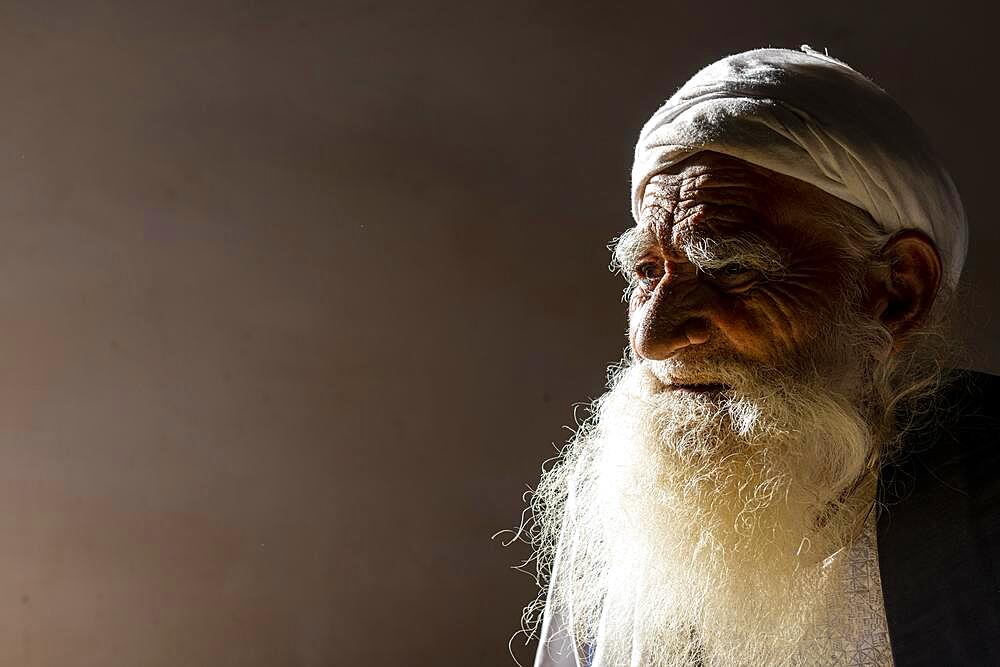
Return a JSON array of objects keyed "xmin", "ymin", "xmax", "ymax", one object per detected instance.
[
  {"xmin": 610, "ymin": 226, "xmax": 658, "ymax": 279},
  {"xmin": 610, "ymin": 226, "xmax": 785, "ymax": 277},
  {"xmin": 682, "ymin": 235, "xmax": 785, "ymax": 273}
]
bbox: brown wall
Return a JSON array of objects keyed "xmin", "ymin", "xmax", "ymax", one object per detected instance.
[{"xmin": 0, "ymin": 2, "xmax": 994, "ymax": 666}]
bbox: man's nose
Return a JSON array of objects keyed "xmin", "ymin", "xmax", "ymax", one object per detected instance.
[{"xmin": 631, "ymin": 278, "xmax": 710, "ymax": 361}]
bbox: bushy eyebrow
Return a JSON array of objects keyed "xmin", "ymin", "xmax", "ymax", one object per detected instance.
[
  {"xmin": 682, "ymin": 236, "xmax": 785, "ymax": 274},
  {"xmin": 609, "ymin": 226, "xmax": 657, "ymax": 280},
  {"xmin": 609, "ymin": 227, "xmax": 786, "ymax": 281}
]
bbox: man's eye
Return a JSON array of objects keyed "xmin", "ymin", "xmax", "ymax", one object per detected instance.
[
  {"xmin": 720, "ymin": 262, "xmax": 749, "ymax": 276},
  {"xmin": 708, "ymin": 262, "xmax": 761, "ymax": 292},
  {"xmin": 635, "ymin": 262, "xmax": 664, "ymax": 286}
]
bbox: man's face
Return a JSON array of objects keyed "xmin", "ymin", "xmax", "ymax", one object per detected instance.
[{"xmin": 624, "ymin": 151, "xmax": 876, "ymax": 393}]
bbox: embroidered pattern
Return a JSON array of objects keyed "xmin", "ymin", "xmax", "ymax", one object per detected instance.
[{"xmin": 794, "ymin": 510, "xmax": 894, "ymax": 666}]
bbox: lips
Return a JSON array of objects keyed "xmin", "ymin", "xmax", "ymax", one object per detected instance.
[{"xmin": 664, "ymin": 382, "xmax": 729, "ymax": 394}]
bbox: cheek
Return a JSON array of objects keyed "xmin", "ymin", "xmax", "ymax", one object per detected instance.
[{"xmin": 708, "ymin": 286, "xmax": 830, "ymax": 363}]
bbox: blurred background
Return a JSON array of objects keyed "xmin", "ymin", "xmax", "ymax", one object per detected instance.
[{"xmin": 0, "ymin": 2, "xmax": 995, "ymax": 665}]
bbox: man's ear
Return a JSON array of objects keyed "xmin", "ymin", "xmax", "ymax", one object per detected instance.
[{"xmin": 865, "ymin": 230, "xmax": 942, "ymax": 347}]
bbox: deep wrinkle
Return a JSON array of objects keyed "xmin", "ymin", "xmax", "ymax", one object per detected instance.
[{"xmin": 626, "ymin": 151, "xmax": 871, "ymax": 370}]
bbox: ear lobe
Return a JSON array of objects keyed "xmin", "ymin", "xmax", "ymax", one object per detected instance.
[{"xmin": 866, "ymin": 231, "xmax": 942, "ymax": 347}]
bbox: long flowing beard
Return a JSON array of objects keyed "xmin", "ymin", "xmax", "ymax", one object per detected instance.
[{"xmin": 531, "ymin": 357, "xmax": 880, "ymax": 666}]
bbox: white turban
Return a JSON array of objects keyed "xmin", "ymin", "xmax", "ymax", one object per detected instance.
[{"xmin": 631, "ymin": 46, "xmax": 967, "ymax": 287}]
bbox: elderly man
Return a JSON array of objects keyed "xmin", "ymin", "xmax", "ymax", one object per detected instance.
[{"xmin": 526, "ymin": 47, "xmax": 999, "ymax": 666}]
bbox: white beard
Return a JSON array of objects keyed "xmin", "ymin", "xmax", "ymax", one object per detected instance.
[{"xmin": 532, "ymin": 357, "xmax": 880, "ymax": 666}]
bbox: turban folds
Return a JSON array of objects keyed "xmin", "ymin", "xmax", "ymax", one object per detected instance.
[{"xmin": 631, "ymin": 46, "xmax": 967, "ymax": 287}]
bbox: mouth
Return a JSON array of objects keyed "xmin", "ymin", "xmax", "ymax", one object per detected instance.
[{"xmin": 663, "ymin": 382, "xmax": 729, "ymax": 395}]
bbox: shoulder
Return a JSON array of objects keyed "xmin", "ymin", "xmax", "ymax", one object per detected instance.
[
  {"xmin": 877, "ymin": 367, "xmax": 1000, "ymax": 561},
  {"xmin": 886, "ymin": 368, "xmax": 1000, "ymax": 479},
  {"xmin": 912, "ymin": 368, "xmax": 1000, "ymax": 473},
  {"xmin": 877, "ymin": 369, "xmax": 1000, "ymax": 662}
]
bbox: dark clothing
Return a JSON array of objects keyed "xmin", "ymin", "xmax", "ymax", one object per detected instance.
[{"xmin": 878, "ymin": 369, "xmax": 1000, "ymax": 665}]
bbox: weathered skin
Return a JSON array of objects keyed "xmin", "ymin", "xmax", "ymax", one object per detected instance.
[{"xmin": 627, "ymin": 151, "xmax": 942, "ymax": 386}]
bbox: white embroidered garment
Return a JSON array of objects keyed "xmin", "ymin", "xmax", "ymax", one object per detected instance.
[{"xmin": 793, "ymin": 509, "xmax": 894, "ymax": 666}]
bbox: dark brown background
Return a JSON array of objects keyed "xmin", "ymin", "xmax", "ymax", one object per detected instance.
[{"xmin": 0, "ymin": 2, "xmax": 994, "ymax": 666}]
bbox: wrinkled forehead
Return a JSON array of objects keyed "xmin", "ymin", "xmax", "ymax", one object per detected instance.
[
  {"xmin": 637, "ymin": 151, "xmax": 866, "ymax": 247},
  {"xmin": 637, "ymin": 153, "xmax": 786, "ymax": 243},
  {"xmin": 640, "ymin": 152, "xmax": 794, "ymax": 213}
]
